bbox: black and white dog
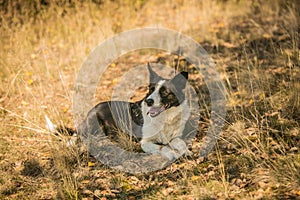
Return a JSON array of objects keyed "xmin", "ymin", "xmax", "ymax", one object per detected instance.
[{"xmin": 47, "ymin": 63, "xmax": 192, "ymax": 161}]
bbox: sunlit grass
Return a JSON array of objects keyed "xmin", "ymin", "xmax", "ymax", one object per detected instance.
[{"xmin": 0, "ymin": 0, "xmax": 299, "ymax": 199}]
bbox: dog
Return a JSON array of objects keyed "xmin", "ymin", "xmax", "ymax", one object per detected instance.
[{"xmin": 46, "ymin": 63, "xmax": 192, "ymax": 161}]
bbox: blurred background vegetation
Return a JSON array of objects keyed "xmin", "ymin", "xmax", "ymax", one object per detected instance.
[{"xmin": 0, "ymin": 0, "xmax": 299, "ymax": 199}]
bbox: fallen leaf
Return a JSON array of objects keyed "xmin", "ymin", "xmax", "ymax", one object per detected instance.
[{"xmin": 88, "ymin": 162, "xmax": 96, "ymax": 167}]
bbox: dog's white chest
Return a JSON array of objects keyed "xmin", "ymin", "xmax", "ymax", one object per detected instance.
[{"xmin": 141, "ymin": 100, "xmax": 190, "ymax": 144}]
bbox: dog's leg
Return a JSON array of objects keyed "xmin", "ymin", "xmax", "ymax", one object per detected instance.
[
  {"xmin": 160, "ymin": 146, "xmax": 178, "ymax": 160},
  {"xmin": 169, "ymin": 138, "xmax": 187, "ymax": 155},
  {"xmin": 161, "ymin": 138, "xmax": 188, "ymax": 161},
  {"xmin": 141, "ymin": 141, "xmax": 162, "ymax": 155}
]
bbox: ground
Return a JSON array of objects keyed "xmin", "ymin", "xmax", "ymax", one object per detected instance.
[{"xmin": 0, "ymin": 0, "xmax": 299, "ymax": 199}]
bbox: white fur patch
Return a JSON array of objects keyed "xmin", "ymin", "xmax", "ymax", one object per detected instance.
[
  {"xmin": 141, "ymin": 100, "xmax": 190, "ymax": 143},
  {"xmin": 45, "ymin": 115, "xmax": 56, "ymax": 132},
  {"xmin": 141, "ymin": 98, "xmax": 191, "ymax": 160}
]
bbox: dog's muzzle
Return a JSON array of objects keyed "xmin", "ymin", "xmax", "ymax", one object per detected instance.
[
  {"xmin": 145, "ymin": 98, "xmax": 168, "ymax": 117},
  {"xmin": 147, "ymin": 105, "xmax": 166, "ymax": 117}
]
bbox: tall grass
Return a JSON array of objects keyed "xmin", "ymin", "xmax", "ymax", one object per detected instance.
[{"xmin": 0, "ymin": 0, "xmax": 299, "ymax": 199}]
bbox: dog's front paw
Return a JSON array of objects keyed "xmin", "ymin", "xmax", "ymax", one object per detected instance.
[
  {"xmin": 141, "ymin": 141, "xmax": 162, "ymax": 155},
  {"xmin": 161, "ymin": 146, "xmax": 179, "ymax": 161},
  {"xmin": 161, "ymin": 138, "xmax": 188, "ymax": 161}
]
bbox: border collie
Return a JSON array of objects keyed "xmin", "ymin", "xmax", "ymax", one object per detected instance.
[{"xmin": 46, "ymin": 63, "xmax": 191, "ymax": 161}]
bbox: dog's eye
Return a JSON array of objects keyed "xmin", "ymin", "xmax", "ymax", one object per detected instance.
[
  {"xmin": 167, "ymin": 93, "xmax": 175, "ymax": 99},
  {"xmin": 159, "ymin": 86, "xmax": 169, "ymax": 97},
  {"xmin": 149, "ymin": 85, "xmax": 155, "ymax": 92}
]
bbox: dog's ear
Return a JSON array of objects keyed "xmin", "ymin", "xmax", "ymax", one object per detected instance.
[
  {"xmin": 170, "ymin": 71, "xmax": 188, "ymax": 91},
  {"xmin": 147, "ymin": 62, "xmax": 162, "ymax": 83}
]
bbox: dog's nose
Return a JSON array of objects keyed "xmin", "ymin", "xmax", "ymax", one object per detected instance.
[{"xmin": 145, "ymin": 98, "xmax": 154, "ymax": 106}]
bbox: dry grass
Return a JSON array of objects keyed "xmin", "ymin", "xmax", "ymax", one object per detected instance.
[{"xmin": 0, "ymin": 0, "xmax": 299, "ymax": 199}]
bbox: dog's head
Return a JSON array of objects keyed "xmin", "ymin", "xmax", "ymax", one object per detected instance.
[{"xmin": 144, "ymin": 63, "xmax": 188, "ymax": 117}]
